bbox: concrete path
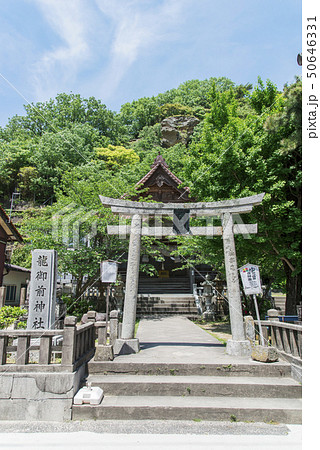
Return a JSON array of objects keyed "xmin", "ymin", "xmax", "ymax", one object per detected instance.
[{"xmin": 115, "ymin": 316, "xmax": 287, "ymax": 367}]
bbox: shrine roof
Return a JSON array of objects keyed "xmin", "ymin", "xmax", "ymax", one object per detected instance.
[
  {"xmin": 135, "ymin": 153, "xmax": 189, "ymax": 192},
  {"xmin": 0, "ymin": 205, "xmax": 23, "ymax": 243}
]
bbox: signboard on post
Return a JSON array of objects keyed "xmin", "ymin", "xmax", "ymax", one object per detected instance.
[
  {"xmin": 100, "ymin": 260, "xmax": 119, "ymax": 332},
  {"xmin": 239, "ymin": 263, "xmax": 265, "ymax": 346},
  {"xmin": 239, "ymin": 264, "xmax": 262, "ymax": 296},
  {"xmin": 27, "ymin": 249, "xmax": 57, "ymax": 330},
  {"xmin": 100, "ymin": 260, "xmax": 118, "ymax": 283}
]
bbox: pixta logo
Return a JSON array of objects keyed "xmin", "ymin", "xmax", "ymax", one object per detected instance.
[{"xmin": 52, "ymin": 203, "xmax": 97, "ymax": 248}]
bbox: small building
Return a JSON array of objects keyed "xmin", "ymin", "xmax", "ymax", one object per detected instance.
[
  {"xmin": 0, "ymin": 205, "xmax": 24, "ymax": 287},
  {"xmin": 2, "ymin": 263, "xmax": 30, "ymax": 306},
  {"xmin": 0, "ymin": 204, "xmax": 30, "ymax": 307},
  {"xmin": 119, "ymin": 153, "xmax": 214, "ymax": 295}
]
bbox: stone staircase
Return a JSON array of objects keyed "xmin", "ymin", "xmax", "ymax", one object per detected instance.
[
  {"xmin": 136, "ymin": 294, "xmax": 198, "ymax": 318},
  {"xmin": 72, "ymin": 361, "xmax": 302, "ymax": 423},
  {"xmin": 138, "ymin": 277, "xmax": 191, "ymax": 295}
]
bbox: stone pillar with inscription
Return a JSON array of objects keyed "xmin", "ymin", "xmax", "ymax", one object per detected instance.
[{"xmin": 27, "ymin": 249, "xmax": 57, "ymax": 330}]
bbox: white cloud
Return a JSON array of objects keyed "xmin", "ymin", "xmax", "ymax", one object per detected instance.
[
  {"xmin": 94, "ymin": 0, "xmax": 189, "ymax": 98},
  {"xmin": 26, "ymin": 0, "xmax": 191, "ymax": 102},
  {"xmin": 31, "ymin": 0, "xmax": 94, "ymax": 99}
]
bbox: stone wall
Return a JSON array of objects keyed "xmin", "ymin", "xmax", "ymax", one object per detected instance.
[{"xmin": 0, "ymin": 364, "xmax": 86, "ymax": 421}]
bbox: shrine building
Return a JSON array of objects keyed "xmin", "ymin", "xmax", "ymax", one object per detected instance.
[{"xmin": 118, "ymin": 153, "xmax": 213, "ymax": 296}]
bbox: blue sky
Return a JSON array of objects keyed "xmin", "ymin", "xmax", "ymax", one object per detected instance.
[{"xmin": 0, "ymin": 0, "xmax": 301, "ymax": 127}]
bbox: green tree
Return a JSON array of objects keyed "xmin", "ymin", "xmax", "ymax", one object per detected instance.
[
  {"xmin": 2, "ymin": 93, "xmax": 127, "ymax": 144},
  {"xmin": 30, "ymin": 123, "xmax": 98, "ymax": 202},
  {"xmin": 182, "ymin": 78, "xmax": 301, "ymax": 314},
  {"xmin": 0, "ymin": 138, "xmax": 35, "ymax": 200},
  {"xmin": 119, "ymin": 97, "xmax": 160, "ymax": 138},
  {"xmin": 95, "ymin": 145, "xmax": 140, "ymax": 170}
]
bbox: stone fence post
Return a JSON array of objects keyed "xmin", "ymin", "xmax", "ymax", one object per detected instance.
[
  {"xmin": 244, "ymin": 316, "xmax": 255, "ymax": 347},
  {"xmin": 109, "ymin": 310, "xmax": 119, "ymax": 346},
  {"xmin": 268, "ymin": 309, "xmax": 280, "ymax": 321},
  {"xmin": 95, "ymin": 322, "xmax": 107, "ymax": 345},
  {"xmin": 61, "ymin": 316, "xmax": 77, "ymax": 366},
  {"xmin": 87, "ymin": 310, "xmax": 97, "ymax": 322}
]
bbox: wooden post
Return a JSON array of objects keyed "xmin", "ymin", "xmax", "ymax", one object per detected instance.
[
  {"xmin": 105, "ymin": 285, "xmax": 110, "ymax": 337},
  {"xmin": 253, "ymin": 294, "xmax": 265, "ymax": 346}
]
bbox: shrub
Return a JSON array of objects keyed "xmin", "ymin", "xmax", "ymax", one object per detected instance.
[{"xmin": 0, "ymin": 306, "xmax": 28, "ymax": 329}]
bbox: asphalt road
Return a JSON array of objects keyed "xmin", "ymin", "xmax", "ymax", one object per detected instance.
[{"xmin": 0, "ymin": 421, "xmax": 302, "ymax": 450}]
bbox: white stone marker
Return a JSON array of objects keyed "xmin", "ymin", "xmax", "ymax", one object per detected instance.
[{"xmin": 27, "ymin": 249, "xmax": 57, "ymax": 330}]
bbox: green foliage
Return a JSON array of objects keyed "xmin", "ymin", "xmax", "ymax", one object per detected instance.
[
  {"xmin": 0, "ymin": 306, "xmax": 27, "ymax": 329},
  {"xmin": 180, "ymin": 78, "xmax": 301, "ymax": 311},
  {"xmin": 2, "ymin": 93, "xmax": 126, "ymax": 143},
  {"xmin": 61, "ymin": 295, "xmax": 95, "ymax": 321},
  {"xmin": 0, "ymin": 138, "xmax": 35, "ymax": 199},
  {"xmin": 17, "ymin": 166, "xmax": 38, "ymax": 199},
  {"xmin": 159, "ymin": 103, "xmax": 193, "ymax": 119},
  {"xmin": 3, "ymin": 75, "xmax": 301, "ymax": 314},
  {"xmin": 95, "ymin": 144, "xmax": 140, "ymax": 170},
  {"xmin": 119, "ymin": 97, "xmax": 160, "ymax": 138},
  {"xmin": 250, "ymin": 77, "xmax": 281, "ymax": 114},
  {"xmin": 132, "ymin": 124, "xmax": 162, "ymax": 155}
]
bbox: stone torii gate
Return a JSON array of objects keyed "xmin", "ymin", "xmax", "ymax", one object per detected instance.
[{"xmin": 100, "ymin": 193, "xmax": 265, "ymax": 357}]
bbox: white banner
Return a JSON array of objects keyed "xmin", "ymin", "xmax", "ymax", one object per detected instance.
[{"xmin": 239, "ymin": 263, "xmax": 262, "ymax": 296}]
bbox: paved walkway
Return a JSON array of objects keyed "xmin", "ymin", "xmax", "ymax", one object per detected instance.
[{"xmin": 115, "ymin": 316, "xmax": 287, "ymax": 367}]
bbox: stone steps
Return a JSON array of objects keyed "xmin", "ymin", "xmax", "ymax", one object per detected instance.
[
  {"xmin": 137, "ymin": 294, "xmax": 197, "ymax": 317},
  {"xmin": 86, "ymin": 374, "xmax": 302, "ymax": 399},
  {"xmin": 138, "ymin": 278, "xmax": 191, "ymax": 295},
  {"xmin": 73, "ymin": 317, "xmax": 301, "ymax": 424},
  {"xmin": 137, "ymin": 307, "xmax": 198, "ymax": 313},
  {"xmin": 72, "ymin": 395, "xmax": 302, "ymax": 423},
  {"xmin": 73, "ymin": 364, "xmax": 301, "ymax": 423},
  {"xmin": 87, "ymin": 361, "xmax": 292, "ymax": 378}
]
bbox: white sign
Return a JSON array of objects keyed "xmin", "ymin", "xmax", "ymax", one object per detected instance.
[
  {"xmin": 239, "ymin": 263, "xmax": 262, "ymax": 296},
  {"xmin": 27, "ymin": 249, "xmax": 57, "ymax": 330},
  {"xmin": 100, "ymin": 260, "xmax": 118, "ymax": 283}
]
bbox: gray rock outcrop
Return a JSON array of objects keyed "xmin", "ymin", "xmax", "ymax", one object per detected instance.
[{"xmin": 161, "ymin": 116, "xmax": 200, "ymax": 148}]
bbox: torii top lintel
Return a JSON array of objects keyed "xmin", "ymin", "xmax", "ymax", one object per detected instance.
[{"xmin": 99, "ymin": 193, "xmax": 265, "ymax": 216}]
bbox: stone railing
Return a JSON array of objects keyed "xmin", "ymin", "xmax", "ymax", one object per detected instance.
[
  {"xmin": 253, "ymin": 309, "xmax": 302, "ymax": 365},
  {"xmin": 0, "ymin": 316, "xmax": 95, "ymax": 372}
]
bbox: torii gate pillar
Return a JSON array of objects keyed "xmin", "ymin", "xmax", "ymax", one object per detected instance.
[
  {"xmin": 100, "ymin": 193, "xmax": 265, "ymax": 357},
  {"xmin": 114, "ymin": 214, "xmax": 141, "ymax": 355},
  {"xmin": 222, "ymin": 212, "xmax": 251, "ymax": 356}
]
